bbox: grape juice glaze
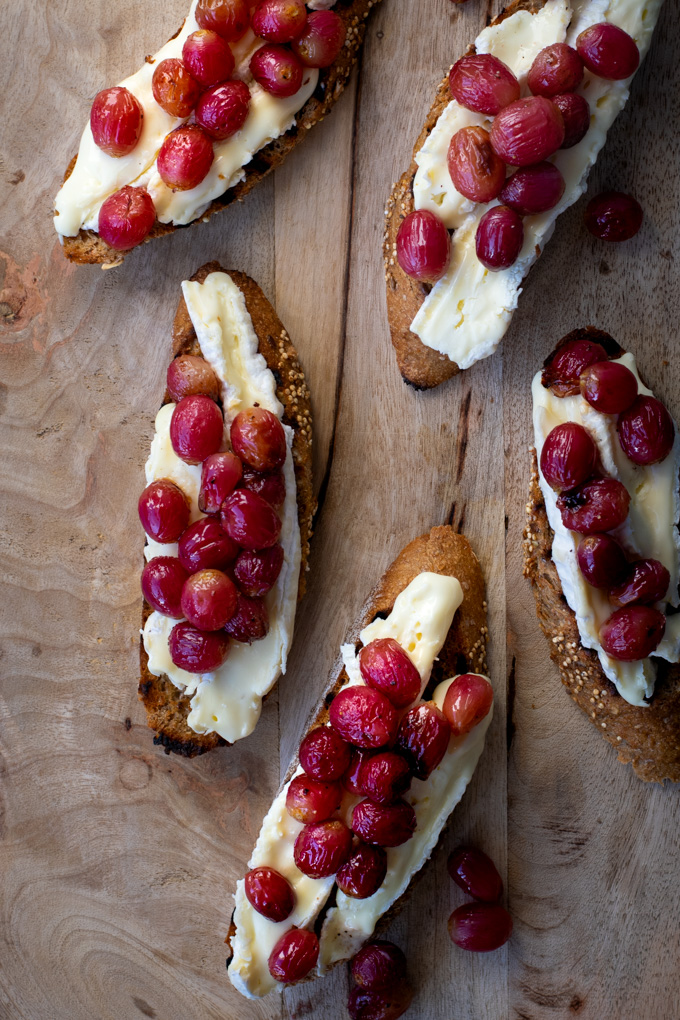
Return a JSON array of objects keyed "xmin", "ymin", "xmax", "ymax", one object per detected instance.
[{"xmin": 408, "ymin": 0, "xmax": 664, "ymax": 370}]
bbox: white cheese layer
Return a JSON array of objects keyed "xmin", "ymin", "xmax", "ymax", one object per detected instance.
[
  {"xmin": 532, "ymin": 353, "xmax": 680, "ymax": 706},
  {"xmin": 411, "ymin": 0, "xmax": 664, "ymax": 370},
  {"xmin": 142, "ymin": 271, "xmax": 301, "ymax": 743},
  {"xmin": 54, "ymin": 0, "xmax": 318, "ymax": 237},
  {"xmin": 227, "ymin": 571, "xmax": 464, "ymax": 999}
]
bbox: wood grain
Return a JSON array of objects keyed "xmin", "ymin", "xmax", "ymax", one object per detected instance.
[{"xmin": 0, "ymin": 0, "xmax": 679, "ymax": 1018}]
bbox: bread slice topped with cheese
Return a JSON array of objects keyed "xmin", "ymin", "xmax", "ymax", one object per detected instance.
[
  {"xmin": 139, "ymin": 261, "xmax": 314, "ymax": 757},
  {"xmin": 225, "ymin": 525, "xmax": 493, "ymax": 998},
  {"xmin": 524, "ymin": 328, "xmax": 680, "ymax": 783},
  {"xmin": 54, "ymin": 0, "xmax": 381, "ymax": 267},
  {"xmin": 383, "ymin": 0, "xmax": 664, "ymax": 389}
]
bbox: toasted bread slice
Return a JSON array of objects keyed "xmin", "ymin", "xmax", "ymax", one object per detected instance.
[
  {"xmin": 226, "ymin": 524, "xmax": 489, "ymax": 996},
  {"xmin": 59, "ymin": 0, "xmax": 381, "ymax": 267},
  {"xmin": 139, "ymin": 261, "xmax": 314, "ymax": 757}
]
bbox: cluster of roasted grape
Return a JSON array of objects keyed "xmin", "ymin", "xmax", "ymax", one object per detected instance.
[
  {"xmin": 139, "ymin": 354, "xmax": 289, "ymax": 673},
  {"xmin": 396, "ymin": 22, "xmax": 642, "ymax": 281},
  {"xmin": 90, "ymin": 0, "xmax": 346, "ymax": 250},
  {"xmin": 540, "ymin": 338, "xmax": 675, "ymax": 662},
  {"xmin": 243, "ymin": 644, "xmax": 493, "ymax": 985},
  {"xmin": 447, "ymin": 845, "xmax": 512, "ymax": 952}
]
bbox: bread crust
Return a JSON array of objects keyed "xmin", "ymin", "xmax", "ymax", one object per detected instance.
[
  {"xmin": 383, "ymin": 0, "xmax": 546, "ymax": 389},
  {"xmin": 138, "ymin": 261, "xmax": 315, "ymax": 757},
  {"xmin": 226, "ymin": 524, "xmax": 488, "ymax": 967},
  {"xmin": 59, "ymin": 0, "xmax": 381, "ymax": 267},
  {"xmin": 523, "ymin": 334, "xmax": 680, "ymax": 784}
]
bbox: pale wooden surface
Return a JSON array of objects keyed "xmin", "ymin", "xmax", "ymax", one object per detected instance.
[{"xmin": 1, "ymin": 0, "xmax": 679, "ymax": 1017}]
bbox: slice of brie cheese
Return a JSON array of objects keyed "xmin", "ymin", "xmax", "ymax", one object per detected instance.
[
  {"xmin": 142, "ymin": 270, "xmax": 301, "ymax": 743},
  {"xmin": 533, "ymin": 352, "xmax": 680, "ymax": 706},
  {"xmin": 411, "ymin": 0, "xmax": 665, "ymax": 370}
]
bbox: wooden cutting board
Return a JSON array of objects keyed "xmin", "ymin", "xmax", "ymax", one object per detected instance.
[{"xmin": 1, "ymin": 0, "xmax": 679, "ymax": 1017}]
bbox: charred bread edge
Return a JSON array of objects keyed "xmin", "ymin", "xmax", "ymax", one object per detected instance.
[
  {"xmin": 138, "ymin": 260, "xmax": 315, "ymax": 758},
  {"xmin": 225, "ymin": 523, "xmax": 489, "ymax": 970},
  {"xmin": 60, "ymin": 0, "xmax": 382, "ymax": 267},
  {"xmin": 382, "ymin": 0, "xmax": 547, "ymax": 390},
  {"xmin": 523, "ymin": 328, "xmax": 680, "ymax": 784}
]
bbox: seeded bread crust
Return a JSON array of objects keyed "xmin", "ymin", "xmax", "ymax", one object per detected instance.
[
  {"xmin": 383, "ymin": 0, "xmax": 546, "ymax": 389},
  {"xmin": 523, "ymin": 332, "xmax": 680, "ymax": 784},
  {"xmin": 225, "ymin": 524, "xmax": 489, "ymax": 971},
  {"xmin": 59, "ymin": 0, "xmax": 381, "ymax": 267},
  {"xmin": 139, "ymin": 261, "xmax": 315, "ymax": 757}
]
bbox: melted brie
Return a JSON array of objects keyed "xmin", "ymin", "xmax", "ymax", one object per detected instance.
[
  {"xmin": 533, "ymin": 353, "xmax": 680, "ymax": 705},
  {"xmin": 142, "ymin": 271, "xmax": 301, "ymax": 743},
  {"xmin": 411, "ymin": 0, "xmax": 664, "ymax": 369}
]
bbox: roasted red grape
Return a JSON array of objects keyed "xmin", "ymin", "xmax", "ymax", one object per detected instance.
[
  {"xmin": 448, "ymin": 54, "xmax": 520, "ymax": 115},
  {"xmin": 299, "ymin": 726, "xmax": 352, "ymax": 782},
  {"xmin": 448, "ymin": 903, "xmax": 513, "ymax": 952},
  {"xmin": 443, "ymin": 673, "xmax": 494, "ymax": 738},
  {"xmin": 98, "ymin": 186, "xmax": 156, "ymax": 250},
  {"xmin": 329, "ymin": 686, "xmax": 398, "ymax": 749},
  {"xmin": 352, "ymin": 941, "xmax": 408, "ymax": 991},
  {"xmin": 553, "ymin": 92, "xmax": 590, "ymax": 148},
  {"xmin": 169, "ymin": 620, "xmax": 230, "ymax": 671},
  {"xmin": 447, "ymin": 126, "xmax": 506, "ymax": 204},
  {"xmin": 490, "ymin": 96, "xmax": 564, "ymax": 166},
  {"xmin": 618, "ymin": 395, "xmax": 674, "ymax": 465},
  {"xmin": 448, "ymin": 845, "xmax": 503, "ymax": 903},
  {"xmin": 90, "ymin": 86, "xmax": 143, "ymax": 157},
  {"xmin": 182, "ymin": 29, "xmax": 235, "ymax": 87},
  {"xmin": 167, "ymin": 354, "xmax": 220, "ymax": 403},
  {"xmin": 395, "ymin": 702, "xmax": 451, "ymax": 780},
  {"xmin": 141, "ymin": 556, "xmax": 189, "ymax": 617},
  {"xmin": 199, "ymin": 452, "xmax": 243, "ymax": 514},
  {"xmin": 234, "ymin": 544, "xmax": 284, "ymax": 597},
  {"xmin": 342, "ymin": 748, "xmax": 377, "ymax": 794},
  {"xmin": 250, "ymin": 44, "xmax": 303, "ymax": 97},
  {"xmin": 152, "ymin": 58, "xmax": 200, "ymax": 117},
  {"xmin": 231, "ymin": 408, "xmax": 286, "ymax": 472},
  {"xmin": 157, "ymin": 125, "xmax": 214, "ymax": 191},
  {"xmin": 252, "ymin": 0, "xmax": 307, "ymax": 43},
  {"xmin": 359, "ymin": 751, "xmax": 412, "ymax": 805},
  {"xmin": 286, "ymin": 773, "xmax": 342, "ymax": 824},
  {"xmin": 527, "ymin": 43, "xmax": 583, "ymax": 96},
  {"xmin": 542, "ymin": 337, "xmax": 609, "ymax": 397},
  {"xmin": 336, "ymin": 843, "xmax": 387, "ymax": 899},
  {"xmin": 240, "ymin": 466, "xmax": 286, "ymax": 508},
  {"xmin": 291, "ymin": 10, "xmax": 346, "ymax": 68},
  {"xmin": 500, "ymin": 162, "xmax": 565, "ymax": 216},
  {"xmin": 557, "ymin": 477, "xmax": 630, "ymax": 534},
  {"xmin": 475, "ymin": 205, "xmax": 524, "ymax": 271},
  {"xmin": 293, "ymin": 819, "xmax": 352, "ymax": 878},
  {"xmin": 585, "ymin": 191, "xmax": 643, "ymax": 242},
  {"xmin": 395, "ymin": 209, "xmax": 451, "ymax": 284},
  {"xmin": 347, "ymin": 984, "xmax": 413, "ymax": 1020},
  {"xmin": 224, "ymin": 593, "xmax": 269, "ymax": 642},
  {"xmin": 576, "ymin": 534, "xmax": 628, "ymax": 589},
  {"xmin": 539, "ymin": 422, "xmax": 597, "ymax": 492},
  {"xmin": 196, "ymin": 0, "xmax": 250, "ymax": 42},
  {"xmin": 359, "ymin": 638, "xmax": 421, "ymax": 709},
  {"xmin": 178, "ymin": 517, "xmax": 239, "ymax": 572},
  {"xmin": 600, "ymin": 605, "xmax": 666, "ymax": 660},
  {"xmin": 244, "ymin": 866, "xmax": 295, "ymax": 922},
  {"xmin": 196, "ymin": 80, "xmax": 251, "ymax": 140},
  {"xmin": 610, "ymin": 559, "xmax": 671, "ymax": 607},
  {"xmin": 580, "ymin": 360, "xmax": 637, "ymax": 414},
  {"xmin": 138, "ymin": 479, "xmax": 190, "ymax": 542},
  {"xmin": 268, "ymin": 927, "xmax": 319, "ymax": 983},
  {"xmin": 181, "ymin": 568, "xmax": 238, "ymax": 631},
  {"xmin": 577, "ymin": 23, "xmax": 639, "ymax": 80},
  {"xmin": 170, "ymin": 394, "xmax": 224, "ymax": 464},
  {"xmin": 221, "ymin": 489, "xmax": 282, "ymax": 550},
  {"xmin": 351, "ymin": 799, "xmax": 417, "ymax": 848}
]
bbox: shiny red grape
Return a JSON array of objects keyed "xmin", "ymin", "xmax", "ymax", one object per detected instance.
[
  {"xmin": 448, "ymin": 845, "xmax": 503, "ymax": 903},
  {"xmin": 252, "ymin": 0, "xmax": 307, "ymax": 42},
  {"xmin": 580, "ymin": 360, "xmax": 637, "ymax": 414},
  {"xmin": 336, "ymin": 843, "xmax": 387, "ymax": 899},
  {"xmin": 610, "ymin": 559, "xmax": 671, "ymax": 607},
  {"xmin": 244, "ymin": 866, "xmax": 295, "ymax": 922},
  {"xmin": 90, "ymin": 86, "xmax": 143, "ymax": 157},
  {"xmin": 359, "ymin": 638, "xmax": 421, "ymax": 709},
  {"xmin": 299, "ymin": 726, "xmax": 352, "ymax": 782},
  {"xmin": 342, "ymin": 748, "xmax": 377, "ymax": 794},
  {"xmin": 359, "ymin": 751, "xmax": 412, "ymax": 805},
  {"xmin": 527, "ymin": 43, "xmax": 583, "ymax": 96},
  {"xmin": 475, "ymin": 205, "xmax": 524, "ymax": 271},
  {"xmin": 329, "ymin": 686, "xmax": 398, "ymax": 749},
  {"xmin": 500, "ymin": 162, "xmax": 565, "ymax": 216},
  {"xmin": 585, "ymin": 191, "xmax": 643, "ymax": 242},
  {"xmin": 396, "ymin": 209, "xmax": 451, "ymax": 284},
  {"xmin": 577, "ymin": 23, "xmax": 640, "ymax": 80},
  {"xmin": 352, "ymin": 941, "xmax": 408, "ymax": 991},
  {"xmin": 557, "ymin": 477, "xmax": 630, "ymax": 534},
  {"xmin": 169, "ymin": 621, "xmax": 230, "ymax": 671},
  {"xmin": 138, "ymin": 479, "xmax": 190, "ymax": 542},
  {"xmin": 180, "ymin": 568, "xmax": 238, "ymax": 631},
  {"xmin": 178, "ymin": 517, "xmax": 239, "ymax": 572},
  {"xmin": 539, "ymin": 423, "xmax": 597, "ymax": 492},
  {"xmin": 221, "ymin": 489, "xmax": 282, "ymax": 550},
  {"xmin": 291, "ymin": 10, "xmax": 346, "ymax": 68},
  {"xmin": 395, "ymin": 702, "xmax": 451, "ymax": 780},
  {"xmin": 98, "ymin": 186, "xmax": 156, "ymax": 250},
  {"xmin": 447, "ymin": 126, "xmax": 506, "ymax": 204},
  {"xmin": 600, "ymin": 605, "xmax": 666, "ymax": 660},
  {"xmin": 553, "ymin": 92, "xmax": 590, "ymax": 148},
  {"xmin": 196, "ymin": 0, "xmax": 250, "ymax": 42},
  {"xmin": 286, "ymin": 773, "xmax": 342, "ymax": 824},
  {"xmin": 224, "ymin": 593, "xmax": 269, "ymax": 642},
  {"xmin": 250, "ymin": 44, "xmax": 303, "ymax": 97},
  {"xmin": 293, "ymin": 819, "xmax": 352, "ymax": 878},
  {"xmin": 199, "ymin": 452, "xmax": 243, "ymax": 514},
  {"xmin": 576, "ymin": 534, "xmax": 629, "ymax": 589},
  {"xmin": 196, "ymin": 80, "xmax": 251, "ymax": 140},
  {"xmin": 234, "ymin": 544, "xmax": 284, "ymax": 597},
  {"xmin": 542, "ymin": 337, "xmax": 609, "ymax": 397},
  {"xmin": 490, "ymin": 96, "xmax": 564, "ymax": 166},
  {"xmin": 448, "ymin": 54, "xmax": 520, "ymax": 115},
  {"xmin": 157, "ymin": 125, "xmax": 214, "ymax": 191},
  {"xmin": 182, "ymin": 29, "xmax": 235, "ymax": 87},
  {"xmin": 141, "ymin": 556, "xmax": 189, "ymax": 617},
  {"xmin": 167, "ymin": 354, "xmax": 220, "ymax": 403},
  {"xmin": 448, "ymin": 903, "xmax": 513, "ymax": 952},
  {"xmin": 170, "ymin": 394, "xmax": 224, "ymax": 465},
  {"xmin": 268, "ymin": 928, "xmax": 319, "ymax": 983},
  {"xmin": 618, "ymin": 395, "xmax": 674, "ymax": 465},
  {"xmin": 240, "ymin": 467, "xmax": 286, "ymax": 509},
  {"xmin": 230, "ymin": 408, "xmax": 286, "ymax": 472},
  {"xmin": 347, "ymin": 984, "xmax": 413, "ymax": 1020},
  {"xmin": 351, "ymin": 799, "xmax": 416, "ymax": 848},
  {"xmin": 152, "ymin": 58, "xmax": 200, "ymax": 118},
  {"xmin": 443, "ymin": 673, "xmax": 494, "ymax": 738}
]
